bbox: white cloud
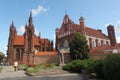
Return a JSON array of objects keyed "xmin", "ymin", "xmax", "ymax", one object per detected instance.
[
  {"xmin": 3, "ymin": 46, "xmax": 7, "ymax": 51},
  {"xmin": 31, "ymin": 5, "xmax": 48, "ymax": 16},
  {"xmin": 17, "ymin": 25, "xmax": 25, "ymax": 35},
  {"xmin": 17, "ymin": 25, "xmax": 39, "ymax": 36},
  {"xmin": 116, "ymin": 36, "xmax": 120, "ymax": 43},
  {"xmin": 35, "ymin": 28, "xmax": 39, "ymax": 36},
  {"xmin": 104, "ymin": 23, "xmax": 111, "ymax": 28},
  {"xmin": 115, "ymin": 20, "xmax": 120, "ymax": 31}
]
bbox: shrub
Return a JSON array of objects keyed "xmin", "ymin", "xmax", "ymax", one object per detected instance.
[
  {"xmin": 93, "ymin": 59, "xmax": 104, "ymax": 79},
  {"xmin": 18, "ymin": 64, "xmax": 28, "ymax": 70},
  {"xmin": 83, "ymin": 59, "xmax": 96, "ymax": 73},
  {"xmin": 26, "ymin": 67, "xmax": 38, "ymax": 73},
  {"xmin": 63, "ymin": 60, "xmax": 83, "ymax": 72},
  {"xmin": 104, "ymin": 54, "xmax": 120, "ymax": 80},
  {"xmin": 62, "ymin": 59, "xmax": 96, "ymax": 73}
]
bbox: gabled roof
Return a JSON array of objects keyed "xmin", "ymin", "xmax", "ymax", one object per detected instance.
[
  {"xmin": 86, "ymin": 27, "xmax": 109, "ymax": 39},
  {"xmin": 14, "ymin": 35, "xmax": 50, "ymax": 46},
  {"xmin": 35, "ymin": 51, "xmax": 57, "ymax": 56},
  {"xmin": 34, "ymin": 36, "xmax": 40, "ymax": 45},
  {"xmin": 14, "ymin": 35, "xmax": 24, "ymax": 45},
  {"xmin": 90, "ymin": 43, "xmax": 120, "ymax": 53}
]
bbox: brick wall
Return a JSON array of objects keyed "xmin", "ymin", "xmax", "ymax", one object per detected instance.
[
  {"xmin": 34, "ymin": 55, "xmax": 59, "ymax": 64},
  {"xmin": 89, "ymin": 51, "xmax": 112, "ymax": 59}
]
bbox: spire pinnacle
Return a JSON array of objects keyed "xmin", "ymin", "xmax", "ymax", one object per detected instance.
[
  {"xmin": 28, "ymin": 11, "xmax": 33, "ymax": 27},
  {"xmin": 29, "ymin": 11, "xmax": 33, "ymax": 22}
]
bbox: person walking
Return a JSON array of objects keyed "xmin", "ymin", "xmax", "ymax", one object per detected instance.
[{"xmin": 13, "ymin": 60, "xmax": 18, "ymax": 71}]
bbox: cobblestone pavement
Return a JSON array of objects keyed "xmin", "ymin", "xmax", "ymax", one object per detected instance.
[{"xmin": 0, "ymin": 66, "xmax": 87, "ymax": 80}]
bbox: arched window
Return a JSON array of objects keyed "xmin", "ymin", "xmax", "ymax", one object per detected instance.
[{"xmin": 92, "ymin": 41, "xmax": 96, "ymax": 48}]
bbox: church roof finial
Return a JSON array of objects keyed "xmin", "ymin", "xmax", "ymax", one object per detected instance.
[
  {"xmin": 29, "ymin": 11, "xmax": 33, "ymax": 23},
  {"xmin": 11, "ymin": 21, "xmax": 15, "ymax": 28},
  {"xmin": 28, "ymin": 11, "xmax": 34, "ymax": 27}
]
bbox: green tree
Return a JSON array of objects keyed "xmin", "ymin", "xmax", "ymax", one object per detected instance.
[
  {"xmin": 70, "ymin": 32, "xmax": 89, "ymax": 60},
  {"xmin": 0, "ymin": 53, "xmax": 4, "ymax": 63}
]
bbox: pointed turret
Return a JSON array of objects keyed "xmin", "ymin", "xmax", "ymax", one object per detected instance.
[
  {"xmin": 62, "ymin": 14, "xmax": 72, "ymax": 25},
  {"xmin": 10, "ymin": 21, "xmax": 16, "ymax": 31},
  {"xmin": 27, "ymin": 12, "xmax": 35, "ymax": 33},
  {"xmin": 10, "ymin": 21, "xmax": 17, "ymax": 35},
  {"xmin": 29, "ymin": 12, "xmax": 33, "ymax": 27}
]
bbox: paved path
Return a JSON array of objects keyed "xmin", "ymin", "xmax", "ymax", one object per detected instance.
[
  {"xmin": 0, "ymin": 66, "xmax": 88, "ymax": 80},
  {"xmin": 0, "ymin": 66, "xmax": 26, "ymax": 79}
]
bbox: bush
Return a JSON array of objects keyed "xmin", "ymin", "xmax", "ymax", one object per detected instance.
[
  {"xmin": 26, "ymin": 67, "xmax": 38, "ymax": 73},
  {"xmin": 62, "ymin": 59, "xmax": 96, "ymax": 73},
  {"xmin": 93, "ymin": 59, "xmax": 104, "ymax": 79},
  {"xmin": 104, "ymin": 54, "xmax": 120, "ymax": 80},
  {"xmin": 18, "ymin": 64, "xmax": 28, "ymax": 70},
  {"xmin": 63, "ymin": 60, "xmax": 83, "ymax": 72},
  {"xmin": 83, "ymin": 59, "xmax": 96, "ymax": 73}
]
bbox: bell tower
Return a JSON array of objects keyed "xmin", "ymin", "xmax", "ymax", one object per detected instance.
[{"xmin": 107, "ymin": 25, "xmax": 116, "ymax": 46}]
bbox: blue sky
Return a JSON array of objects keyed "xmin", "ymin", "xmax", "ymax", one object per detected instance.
[{"xmin": 0, "ymin": 0, "xmax": 120, "ymax": 55}]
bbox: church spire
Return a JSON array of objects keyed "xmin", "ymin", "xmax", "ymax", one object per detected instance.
[
  {"xmin": 29, "ymin": 12, "xmax": 33, "ymax": 27},
  {"xmin": 10, "ymin": 21, "xmax": 16, "ymax": 32}
]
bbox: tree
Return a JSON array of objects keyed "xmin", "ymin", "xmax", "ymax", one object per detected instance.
[
  {"xmin": 0, "ymin": 52, "xmax": 4, "ymax": 63},
  {"xmin": 70, "ymin": 32, "xmax": 89, "ymax": 60}
]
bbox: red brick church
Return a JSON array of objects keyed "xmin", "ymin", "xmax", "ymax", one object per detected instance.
[
  {"xmin": 7, "ymin": 13, "xmax": 59, "ymax": 65},
  {"xmin": 7, "ymin": 13, "xmax": 120, "ymax": 65},
  {"xmin": 55, "ymin": 14, "xmax": 120, "ymax": 59}
]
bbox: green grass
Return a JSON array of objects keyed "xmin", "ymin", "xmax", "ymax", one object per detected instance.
[
  {"xmin": 0, "ymin": 67, "xmax": 3, "ymax": 73},
  {"xmin": 25, "ymin": 63, "xmax": 57, "ymax": 74}
]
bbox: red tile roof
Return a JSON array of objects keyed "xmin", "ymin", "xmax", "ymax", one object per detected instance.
[
  {"xmin": 114, "ymin": 43, "xmax": 120, "ymax": 49},
  {"xmin": 59, "ymin": 23, "xmax": 109, "ymax": 40},
  {"xmin": 14, "ymin": 35, "xmax": 24, "ymax": 45},
  {"xmin": 14, "ymin": 35, "xmax": 50, "ymax": 46},
  {"xmin": 35, "ymin": 51, "xmax": 57, "ymax": 56},
  {"xmin": 86, "ymin": 27, "xmax": 109, "ymax": 39},
  {"xmin": 90, "ymin": 43, "xmax": 120, "ymax": 53},
  {"xmin": 34, "ymin": 36, "xmax": 40, "ymax": 45}
]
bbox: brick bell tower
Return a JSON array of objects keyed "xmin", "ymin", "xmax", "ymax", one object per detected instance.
[
  {"xmin": 107, "ymin": 25, "xmax": 116, "ymax": 46},
  {"xmin": 23, "ymin": 12, "xmax": 35, "ymax": 64}
]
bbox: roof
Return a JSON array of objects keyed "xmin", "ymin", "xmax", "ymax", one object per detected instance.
[
  {"xmin": 14, "ymin": 35, "xmax": 24, "ymax": 45},
  {"xmin": 58, "ymin": 22, "xmax": 109, "ymax": 40},
  {"xmin": 90, "ymin": 43, "xmax": 120, "ymax": 53},
  {"xmin": 86, "ymin": 27, "xmax": 109, "ymax": 39},
  {"xmin": 35, "ymin": 51, "xmax": 57, "ymax": 56},
  {"xmin": 34, "ymin": 36, "xmax": 40, "ymax": 45},
  {"xmin": 14, "ymin": 35, "xmax": 50, "ymax": 46}
]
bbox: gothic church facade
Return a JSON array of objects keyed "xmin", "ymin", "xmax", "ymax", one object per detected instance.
[{"xmin": 7, "ymin": 13, "xmax": 57, "ymax": 65}]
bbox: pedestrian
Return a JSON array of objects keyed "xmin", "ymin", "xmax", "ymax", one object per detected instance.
[{"xmin": 14, "ymin": 60, "xmax": 18, "ymax": 71}]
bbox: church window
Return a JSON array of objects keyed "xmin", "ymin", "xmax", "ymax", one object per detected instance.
[{"xmin": 92, "ymin": 41, "xmax": 96, "ymax": 48}]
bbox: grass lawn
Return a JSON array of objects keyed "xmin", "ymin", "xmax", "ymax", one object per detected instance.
[{"xmin": 0, "ymin": 67, "xmax": 2, "ymax": 73}]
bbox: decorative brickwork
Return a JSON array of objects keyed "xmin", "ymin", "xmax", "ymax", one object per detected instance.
[{"xmin": 7, "ymin": 13, "xmax": 54, "ymax": 65}]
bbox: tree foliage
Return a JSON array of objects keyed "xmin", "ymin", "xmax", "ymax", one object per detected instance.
[
  {"xmin": 70, "ymin": 32, "xmax": 89, "ymax": 60},
  {"xmin": 0, "ymin": 53, "xmax": 4, "ymax": 63}
]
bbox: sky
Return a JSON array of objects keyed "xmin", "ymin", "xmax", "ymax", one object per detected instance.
[{"xmin": 0, "ymin": 0, "xmax": 120, "ymax": 55}]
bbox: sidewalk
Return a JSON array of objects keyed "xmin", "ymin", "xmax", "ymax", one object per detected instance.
[{"xmin": 0, "ymin": 66, "xmax": 26, "ymax": 79}]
